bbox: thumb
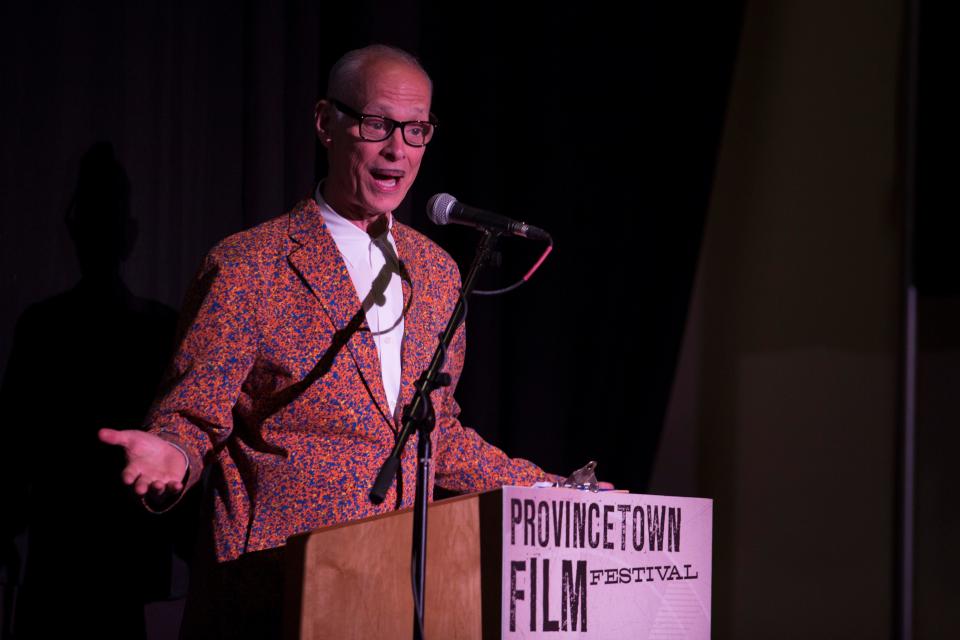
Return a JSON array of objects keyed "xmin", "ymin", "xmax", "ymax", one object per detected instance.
[{"xmin": 98, "ymin": 428, "xmax": 131, "ymax": 447}]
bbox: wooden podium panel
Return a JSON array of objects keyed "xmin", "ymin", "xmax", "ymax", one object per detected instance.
[
  {"xmin": 285, "ymin": 487, "xmax": 712, "ymax": 639},
  {"xmin": 285, "ymin": 491, "xmax": 501, "ymax": 640}
]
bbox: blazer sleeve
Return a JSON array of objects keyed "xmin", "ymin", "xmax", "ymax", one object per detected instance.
[
  {"xmin": 145, "ymin": 238, "xmax": 262, "ymax": 494},
  {"xmin": 430, "ymin": 275, "xmax": 557, "ymax": 492}
]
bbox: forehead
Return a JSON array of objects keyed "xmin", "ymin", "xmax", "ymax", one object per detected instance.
[{"xmin": 355, "ymin": 60, "xmax": 432, "ymax": 118}]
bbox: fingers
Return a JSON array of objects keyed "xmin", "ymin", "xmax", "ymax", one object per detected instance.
[
  {"xmin": 122, "ymin": 464, "xmax": 184, "ymax": 496},
  {"xmin": 121, "ymin": 465, "xmax": 141, "ymax": 486},
  {"xmin": 134, "ymin": 473, "xmax": 179, "ymax": 497},
  {"xmin": 146, "ymin": 478, "xmax": 182, "ymax": 492},
  {"xmin": 133, "ymin": 473, "xmax": 153, "ymax": 496}
]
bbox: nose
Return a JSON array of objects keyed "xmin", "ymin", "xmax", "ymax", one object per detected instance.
[{"xmin": 379, "ymin": 126, "xmax": 407, "ymax": 161}]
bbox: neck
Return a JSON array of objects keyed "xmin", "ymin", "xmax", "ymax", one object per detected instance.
[{"xmin": 320, "ymin": 185, "xmax": 391, "ymax": 237}]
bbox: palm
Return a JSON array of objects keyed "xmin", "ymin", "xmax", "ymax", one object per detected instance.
[{"xmin": 98, "ymin": 428, "xmax": 187, "ymax": 496}]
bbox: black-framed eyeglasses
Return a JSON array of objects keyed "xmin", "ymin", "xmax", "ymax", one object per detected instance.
[{"xmin": 331, "ymin": 99, "xmax": 437, "ymax": 147}]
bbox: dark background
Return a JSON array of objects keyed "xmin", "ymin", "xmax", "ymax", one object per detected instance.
[
  {"xmin": 0, "ymin": 1, "xmax": 955, "ymax": 638},
  {"xmin": 0, "ymin": 0, "xmax": 740, "ymax": 488}
]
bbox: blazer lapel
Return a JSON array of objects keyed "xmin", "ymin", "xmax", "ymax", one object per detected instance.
[
  {"xmin": 285, "ymin": 199, "xmax": 393, "ymax": 429},
  {"xmin": 393, "ymin": 224, "xmax": 438, "ymax": 426}
]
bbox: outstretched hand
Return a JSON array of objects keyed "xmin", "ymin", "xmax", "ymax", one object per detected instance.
[{"xmin": 98, "ymin": 428, "xmax": 188, "ymax": 498}]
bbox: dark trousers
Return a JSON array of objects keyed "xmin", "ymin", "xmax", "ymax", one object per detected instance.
[{"xmin": 180, "ymin": 546, "xmax": 286, "ymax": 640}]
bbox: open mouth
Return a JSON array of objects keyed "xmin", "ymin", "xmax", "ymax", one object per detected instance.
[{"xmin": 370, "ymin": 169, "xmax": 404, "ymax": 191}]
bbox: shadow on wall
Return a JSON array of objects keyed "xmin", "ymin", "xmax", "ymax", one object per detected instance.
[{"xmin": 0, "ymin": 142, "xmax": 198, "ymax": 639}]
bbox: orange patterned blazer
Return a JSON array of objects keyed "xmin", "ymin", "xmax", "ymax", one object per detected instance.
[{"xmin": 147, "ymin": 198, "xmax": 549, "ymax": 562}]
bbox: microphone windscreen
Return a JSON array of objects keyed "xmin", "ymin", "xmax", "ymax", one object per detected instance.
[{"xmin": 427, "ymin": 192, "xmax": 457, "ymax": 225}]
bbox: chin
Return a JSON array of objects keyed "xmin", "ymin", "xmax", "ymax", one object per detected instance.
[{"xmin": 364, "ymin": 194, "xmax": 406, "ymax": 215}]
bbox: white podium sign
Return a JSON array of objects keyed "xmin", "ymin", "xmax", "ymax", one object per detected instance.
[{"xmin": 500, "ymin": 486, "xmax": 712, "ymax": 639}]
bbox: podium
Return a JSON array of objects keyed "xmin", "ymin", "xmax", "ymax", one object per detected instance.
[{"xmin": 284, "ymin": 487, "xmax": 712, "ymax": 639}]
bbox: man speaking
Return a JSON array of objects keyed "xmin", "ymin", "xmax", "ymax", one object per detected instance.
[{"xmin": 99, "ymin": 44, "xmax": 554, "ymax": 636}]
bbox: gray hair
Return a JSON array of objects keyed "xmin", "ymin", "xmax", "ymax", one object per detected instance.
[{"xmin": 327, "ymin": 44, "xmax": 432, "ymax": 103}]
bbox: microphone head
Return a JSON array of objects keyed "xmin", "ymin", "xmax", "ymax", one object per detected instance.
[{"xmin": 427, "ymin": 192, "xmax": 457, "ymax": 226}]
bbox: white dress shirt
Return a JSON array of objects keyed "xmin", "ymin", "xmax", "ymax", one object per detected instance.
[{"xmin": 315, "ymin": 188, "xmax": 405, "ymax": 415}]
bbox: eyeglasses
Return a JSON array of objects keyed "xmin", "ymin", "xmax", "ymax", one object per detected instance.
[{"xmin": 331, "ymin": 99, "xmax": 437, "ymax": 147}]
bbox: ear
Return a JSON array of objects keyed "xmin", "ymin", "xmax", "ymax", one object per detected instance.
[{"xmin": 314, "ymin": 99, "xmax": 334, "ymax": 148}]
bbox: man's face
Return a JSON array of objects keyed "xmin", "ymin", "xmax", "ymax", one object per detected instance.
[{"xmin": 317, "ymin": 59, "xmax": 431, "ymax": 225}]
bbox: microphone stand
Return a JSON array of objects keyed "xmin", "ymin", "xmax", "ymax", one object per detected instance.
[{"xmin": 369, "ymin": 229, "xmax": 500, "ymax": 640}]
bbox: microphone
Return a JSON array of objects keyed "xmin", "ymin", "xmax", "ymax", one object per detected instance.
[{"xmin": 427, "ymin": 193, "xmax": 551, "ymax": 242}]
